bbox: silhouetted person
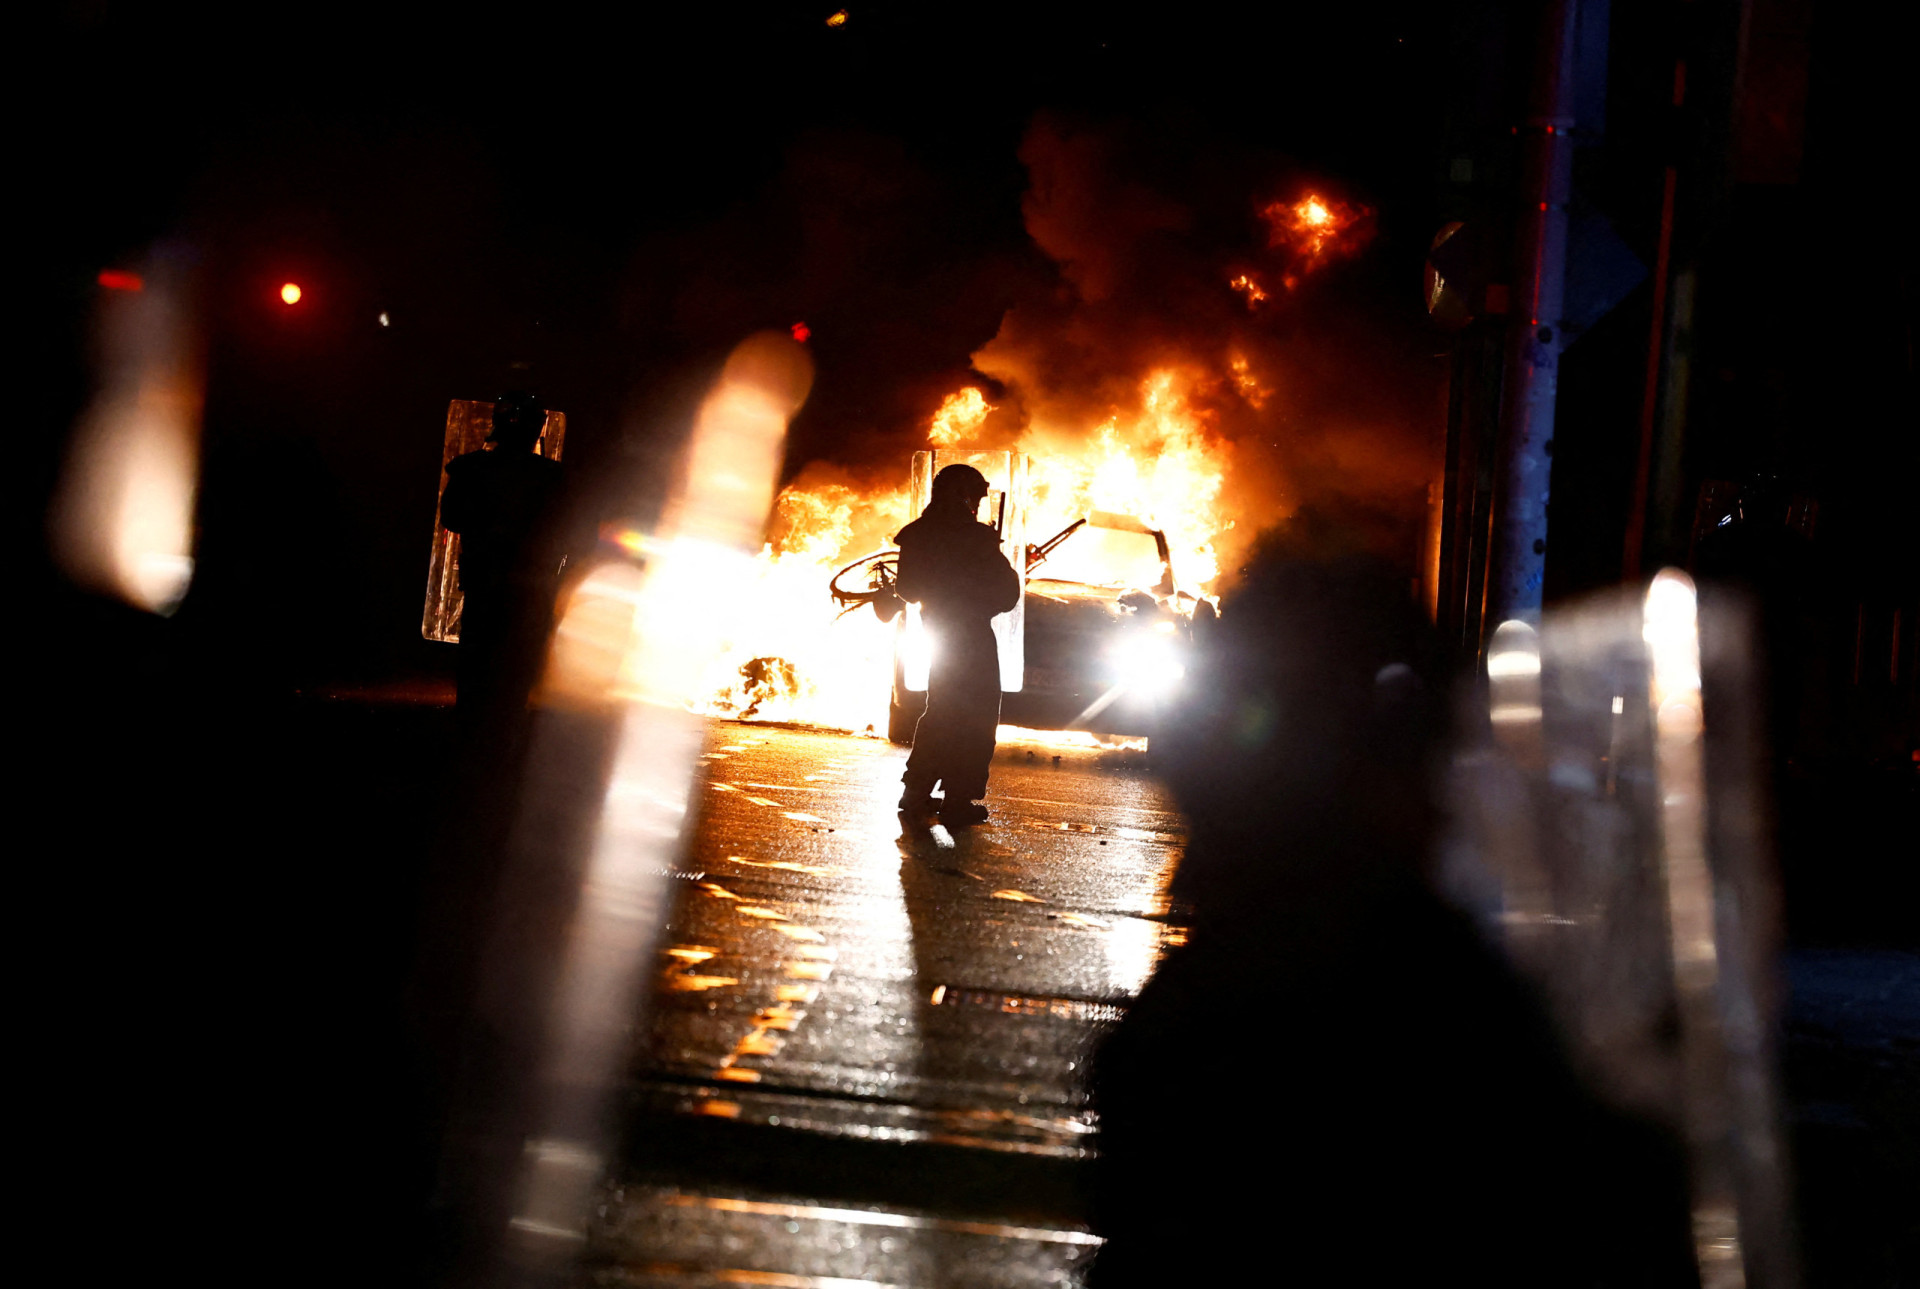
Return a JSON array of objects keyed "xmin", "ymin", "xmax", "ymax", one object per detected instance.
[
  {"xmin": 895, "ymin": 464, "xmax": 1021, "ymax": 826},
  {"xmin": 440, "ymin": 391, "xmax": 567, "ymax": 725},
  {"xmin": 1087, "ymin": 525, "xmax": 1695, "ymax": 1287}
]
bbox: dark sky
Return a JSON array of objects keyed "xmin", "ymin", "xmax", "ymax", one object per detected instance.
[{"xmin": 35, "ymin": 1, "xmax": 1449, "ymax": 420}]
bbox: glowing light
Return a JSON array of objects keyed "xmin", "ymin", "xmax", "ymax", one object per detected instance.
[
  {"xmin": 1260, "ymin": 192, "xmax": 1372, "ymax": 268},
  {"xmin": 1486, "ymin": 619, "xmax": 1543, "ymax": 750},
  {"xmin": 378, "ymin": 310, "xmax": 391, "ymax": 327},
  {"xmin": 1644, "ymin": 570, "xmax": 1703, "ymax": 737},
  {"xmin": 602, "ymin": 525, "xmax": 654, "ymax": 559},
  {"xmin": 791, "ymin": 321, "xmax": 811, "ymax": 342},
  {"xmin": 1109, "ymin": 631, "xmax": 1185, "ymax": 695},
  {"xmin": 280, "ymin": 282, "xmax": 302, "ymax": 305},
  {"xmin": 53, "ymin": 256, "xmax": 201, "ymax": 615},
  {"xmin": 900, "ymin": 609, "xmax": 933, "ymax": 692},
  {"xmin": 97, "ymin": 270, "xmax": 143, "ymax": 292},
  {"xmin": 996, "ymin": 725, "xmax": 1148, "ymax": 753},
  {"xmin": 826, "ymin": 9, "xmax": 847, "ymax": 24},
  {"xmin": 927, "ymin": 387, "xmax": 993, "ymax": 446},
  {"xmin": 1486, "ymin": 648, "xmax": 1542, "ymax": 678}
]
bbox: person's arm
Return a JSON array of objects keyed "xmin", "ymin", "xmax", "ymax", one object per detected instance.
[{"xmin": 963, "ymin": 524, "xmax": 1020, "ymax": 614}]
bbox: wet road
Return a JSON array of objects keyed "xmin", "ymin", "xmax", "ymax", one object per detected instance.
[{"xmin": 588, "ymin": 722, "xmax": 1187, "ymax": 1288}]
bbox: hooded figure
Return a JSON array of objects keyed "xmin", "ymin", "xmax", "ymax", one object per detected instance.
[{"xmin": 893, "ymin": 464, "xmax": 1021, "ymax": 825}]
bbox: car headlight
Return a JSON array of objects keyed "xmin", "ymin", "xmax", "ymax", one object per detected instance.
[{"xmin": 1110, "ymin": 631, "xmax": 1186, "ymax": 694}]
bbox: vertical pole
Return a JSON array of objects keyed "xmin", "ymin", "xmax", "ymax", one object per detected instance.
[
  {"xmin": 1487, "ymin": 0, "xmax": 1581, "ymax": 628},
  {"xmin": 1623, "ymin": 60, "xmax": 1687, "ymax": 580}
]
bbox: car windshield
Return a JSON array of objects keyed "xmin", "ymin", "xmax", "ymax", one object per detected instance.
[{"xmin": 1034, "ymin": 523, "xmax": 1165, "ymax": 589}]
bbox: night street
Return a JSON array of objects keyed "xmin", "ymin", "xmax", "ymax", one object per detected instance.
[
  {"xmin": 596, "ymin": 724, "xmax": 1179, "ymax": 1286},
  {"xmin": 27, "ymin": 3, "xmax": 1917, "ymax": 1285}
]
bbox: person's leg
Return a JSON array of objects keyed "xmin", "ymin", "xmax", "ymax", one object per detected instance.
[
  {"xmin": 903, "ymin": 673, "xmax": 956, "ymax": 809},
  {"xmin": 940, "ymin": 686, "xmax": 1000, "ymax": 803},
  {"xmin": 901, "ymin": 675, "xmax": 947, "ymax": 811},
  {"xmin": 936, "ymin": 623, "xmax": 1002, "ymax": 820}
]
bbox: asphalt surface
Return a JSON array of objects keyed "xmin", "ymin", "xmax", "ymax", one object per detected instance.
[{"xmin": 589, "ymin": 722, "xmax": 1188, "ymax": 1289}]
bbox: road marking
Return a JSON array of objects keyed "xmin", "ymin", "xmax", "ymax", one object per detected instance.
[
  {"xmin": 663, "ymin": 973, "xmax": 740, "ymax": 992},
  {"xmin": 658, "ymin": 1192, "xmax": 1104, "ymax": 1246},
  {"xmin": 728, "ymin": 856, "xmax": 833, "ymax": 875},
  {"xmin": 666, "ymin": 946, "xmax": 717, "ymax": 962},
  {"xmin": 754, "ymin": 1004, "xmax": 805, "ymax": 1030},
  {"xmin": 1049, "ymin": 912, "xmax": 1109, "ymax": 928}
]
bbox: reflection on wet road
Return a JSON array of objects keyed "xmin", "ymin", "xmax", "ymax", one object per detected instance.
[{"xmin": 590, "ymin": 724, "xmax": 1185, "ymax": 1287}]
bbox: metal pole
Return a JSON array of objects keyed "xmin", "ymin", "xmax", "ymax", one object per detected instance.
[
  {"xmin": 1487, "ymin": 0, "xmax": 1581, "ymax": 629},
  {"xmin": 1623, "ymin": 59, "xmax": 1687, "ymax": 581}
]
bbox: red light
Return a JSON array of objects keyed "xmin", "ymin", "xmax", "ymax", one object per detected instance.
[
  {"xmin": 97, "ymin": 270, "xmax": 143, "ymax": 292},
  {"xmin": 280, "ymin": 282, "xmax": 303, "ymax": 305},
  {"xmin": 791, "ymin": 322, "xmax": 811, "ymax": 343}
]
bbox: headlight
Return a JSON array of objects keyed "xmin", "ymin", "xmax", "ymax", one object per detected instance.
[{"xmin": 1110, "ymin": 631, "xmax": 1186, "ymax": 694}]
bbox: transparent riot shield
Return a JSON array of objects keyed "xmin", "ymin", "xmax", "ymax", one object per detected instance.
[
  {"xmin": 1442, "ymin": 571, "xmax": 1796, "ymax": 1289},
  {"xmin": 901, "ymin": 449, "xmax": 1028, "ymax": 692},
  {"xmin": 420, "ymin": 399, "xmax": 567, "ymax": 643}
]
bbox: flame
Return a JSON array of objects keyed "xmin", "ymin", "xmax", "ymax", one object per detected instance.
[
  {"xmin": 1229, "ymin": 353, "xmax": 1269, "ymax": 409},
  {"xmin": 672, "ymin": 195, "xmax": 1390, "ymax": 737},
  {"xmin": 927, "ymin": 386, "xmax": 993, "ymax": 446},
  {"xmin": 1023, "ymin": 369, "xmax": 1226, "ymax": 586},
  {"xmin": 1260, "ymin": 191, "xmax": 1371, "ymax": 268},
  {"xmin": 687, "ymin": 362, "xmax": 1238, "ymax": 731},
  {"xmin": 691, "ymin": 473, "xmax": 914, "ymax": 731}
]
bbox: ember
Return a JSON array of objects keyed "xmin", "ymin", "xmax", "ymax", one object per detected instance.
[{"xmin": 1228, "ymin": 273, "xmax": 1269, "ymax": 308}]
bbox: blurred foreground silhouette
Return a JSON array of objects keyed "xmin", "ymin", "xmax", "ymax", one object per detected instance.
[
  {"xmin": 439, "ymin": 391, "xmax": 570, "ymax": 730},
  {"xmin": 1089, "ymin": 525, "xmax": 1699, "ymax": 1286}
]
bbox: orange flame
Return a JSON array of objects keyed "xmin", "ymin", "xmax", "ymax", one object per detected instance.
[
  {"xmin": 1228, "ymin": 273, "xmax": 1269, "ymax": 308},
  {"xmin": 687, "ymin": 361, "xmax": 1240, "ymax": 731},
  {"xmin": 1260, "ymin": 191, "xmax": 1371, "ymax": 267},
  {"xmin": 927, "ymin": 386, "xmax": 993, "ymax": 446}
]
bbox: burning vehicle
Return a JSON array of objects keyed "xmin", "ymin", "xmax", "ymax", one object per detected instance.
[
  {"xmin": 1010, "ymin": 510, "xmax": 1213, "ymax": 737},
  {"xmin": 831, "ymin": 450, "xmax": 1212, "ymax": 742},
  {"xmin": 680, "ymin": 186, "xmax": 1380, "ymax": 738}
]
